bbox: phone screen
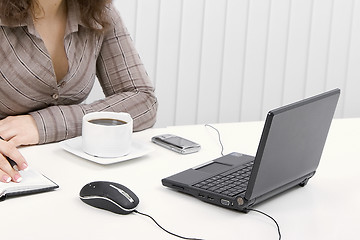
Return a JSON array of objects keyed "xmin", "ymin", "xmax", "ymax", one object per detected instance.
[{"xmin": 163, "ymin": 136, "xmax": 197, "ymax": 148}]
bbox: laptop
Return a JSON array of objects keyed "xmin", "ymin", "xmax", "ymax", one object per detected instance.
[{"xmin": 162, "ymin": 89, "xmax": 340, "ymax": 212}]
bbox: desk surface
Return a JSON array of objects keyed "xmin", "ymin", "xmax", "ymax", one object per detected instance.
[{"xmin": 2, "ymin": 118, "xmax": 359, "ymax": 240}]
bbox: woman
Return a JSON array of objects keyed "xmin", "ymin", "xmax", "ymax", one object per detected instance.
[{"xmin": 0, "ymin": 0, "xmax": 158, "ymax": 183}]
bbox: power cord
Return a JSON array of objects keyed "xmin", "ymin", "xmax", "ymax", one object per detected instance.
[
  {"xmin": 204, "ymin": 124, "xmax": 282, "ymax": 240},
  {"xmin": 247, "ymin": 209, "xmax": 282, "ymax": 240},
  {"xmin": 134, "ymin": 210, "xmax": 203, "ymax": 240},
  {"xmin": 204, "ymin": 124, "xmax": 224, "ymax": 156}
]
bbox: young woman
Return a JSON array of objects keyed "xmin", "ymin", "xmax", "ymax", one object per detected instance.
[{"xmin": 0, "ymin": 0, "xmax": 158, "ymax": 183}]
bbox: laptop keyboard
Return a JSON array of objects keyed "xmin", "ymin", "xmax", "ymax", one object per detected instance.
[{"xmin": 192, "ymin": 161, "xmax": 254, "ymax": 197}]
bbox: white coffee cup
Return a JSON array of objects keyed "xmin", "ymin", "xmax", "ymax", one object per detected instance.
[{"xmin": 82, "ymin": 112, "xmax": 133, "ymax": 158}]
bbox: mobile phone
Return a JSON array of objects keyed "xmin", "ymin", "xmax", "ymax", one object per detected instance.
[{"xmin": 151, "ymin": 134, "xmax": 201, "ymax": 154}]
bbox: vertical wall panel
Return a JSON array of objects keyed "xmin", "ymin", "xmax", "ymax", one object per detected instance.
[
  {"xmin": 282, "ymin": 0, "xmax": 314, "ymax": 104},
  {"xmin": 240, "ymin": 0, "xmax": 272, "ymax": 121},
  {"xmin": 196, "ymin": 0, "xmax": 228, "ymax": 124},
  {"xmin": 344, "ymin": 0, "xmax": 360, "ymax": 117},
  {"xmin": 305, "ymin": 0, "xmax": 333, "ymax": 96},
  {"xmin": 262, "ymin": 0, "xmax": 292, "ymax": 119},
  {"xmin": 175, "ymin": 0, "xmax": 205, "ymax": 125},
  {"xmin": 154, "ymin": 0, "xmax": 183, "ymax": 127},
  {"xmin": 133, "ymin": 0, "xmax": 161, "ymax": 86},
  {"xmin": 326, "ymin": 0, "xmax": 354, "ymax": 117},
  {"xmin": 218, "ymin": 0, "xmax": 250, "ymax": 123}
]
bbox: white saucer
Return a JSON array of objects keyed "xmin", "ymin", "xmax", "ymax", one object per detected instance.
[{"xmin": 59, "ymin": 136, "xmax": 154, "ymax": 165}]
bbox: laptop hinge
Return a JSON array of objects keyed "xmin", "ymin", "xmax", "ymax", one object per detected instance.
[{"xmin": 242, "ymin": 172, "xmax": 316, "ymax": 212}]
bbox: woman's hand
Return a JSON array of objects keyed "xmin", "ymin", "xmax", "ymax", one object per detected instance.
[
  {"xmin": 0, "ymin": 115, "xmax": 39, "ymax": 147},
  {"xmin": 0, "ymin": 115, "xmax": 36, "ymax": 183}
]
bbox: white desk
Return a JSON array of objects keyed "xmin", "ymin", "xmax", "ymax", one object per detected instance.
[{"xmin": 2, "ymin": 118, "xmax": 359, "ymax": 240}]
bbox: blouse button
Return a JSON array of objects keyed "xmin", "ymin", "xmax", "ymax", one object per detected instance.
[{"xmin": 52, "ymin": 93, "xmax": 59, "ymax": 100}]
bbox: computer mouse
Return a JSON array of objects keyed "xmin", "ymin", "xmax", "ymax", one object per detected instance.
[{"xmin": 79, "ymin": 181, "xmax": 139, "ymax": 215}]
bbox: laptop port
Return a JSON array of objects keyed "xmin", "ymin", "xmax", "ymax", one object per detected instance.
[
  {"xmin": 220, "ymin": 199, "xmax": 231, "ymax": 206},
  {"xmin": 208, "ymin": 197, "xmax": 214, "ymax": 201},
  {"xmin": 198, "ymin": 194, "xmax": 205, "ymax": 198}
]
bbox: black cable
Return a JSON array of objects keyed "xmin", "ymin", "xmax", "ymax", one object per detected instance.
[
  {"xmin": 247, "ymin": 209, "xmax": 281, "ymax": 240},
  {"xmin": 204, "ymin": 124, "xmax": 224, "ymax": 156},
  {"xmin": 134, "ymin": 210, "xmax": 203, "ymax": 240}
]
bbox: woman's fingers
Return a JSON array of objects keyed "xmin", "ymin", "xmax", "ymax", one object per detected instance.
[
  {"xmin": 0, "ymin": 139, "xmax": 28, "ymax": 183},
  {"xmin": 0, "ymin": 154, "xmax": 23, "ymax": 183}
]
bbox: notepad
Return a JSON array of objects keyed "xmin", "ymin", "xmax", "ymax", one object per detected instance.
[{"xmin": 0, "ymin": 168, "xmax": 58, "ymax": 201}]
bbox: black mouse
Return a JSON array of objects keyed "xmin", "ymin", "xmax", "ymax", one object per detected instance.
[{"xmin": 79, "ymin": 181, "xmax": 139, "ymax": 215}]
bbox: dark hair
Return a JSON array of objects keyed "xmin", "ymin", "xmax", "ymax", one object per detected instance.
[{"xmin": 0, "ymin": 0, "xmax": 111, "ymax": 32}]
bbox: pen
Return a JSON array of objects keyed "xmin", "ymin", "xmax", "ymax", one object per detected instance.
[{"xmin": 0, "ymin": 136, "xmax": 17, "ymax": 168}]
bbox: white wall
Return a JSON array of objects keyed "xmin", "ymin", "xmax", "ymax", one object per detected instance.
[{"xmin": 88, "ymin": 0, "xmax": 360, "ymax": 128}]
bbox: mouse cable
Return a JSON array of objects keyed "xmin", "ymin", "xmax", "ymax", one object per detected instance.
[
  {"xmin": 133, "ymin": 210, "xmax": 203, "ymax": 240},
  {"xmin": 204, "ymin": 124, "xmax": 224, "ymax": 156},
  {"xmin": 204, "ymin": 124, "xmax": 282, "ymax": 240}
]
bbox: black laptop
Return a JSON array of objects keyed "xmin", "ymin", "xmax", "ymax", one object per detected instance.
[{"xmin": 162, "ymin": 89, "xmax": 340, "ymax": 212}]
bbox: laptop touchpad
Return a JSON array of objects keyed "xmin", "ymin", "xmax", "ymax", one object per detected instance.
[{"xmin": 196, "ymin": 162, "xmax": 232, "ymax": 174}]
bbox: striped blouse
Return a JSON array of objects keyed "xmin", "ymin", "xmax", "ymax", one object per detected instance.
[{"xmin": 0, "ymin": 1, "xmax": 158, "ymax": 144}]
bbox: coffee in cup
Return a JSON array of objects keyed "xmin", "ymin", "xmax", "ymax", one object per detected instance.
[
  {"xmin": 82, "ymin": 112, "xmax": 133, "ymax": 158},
  {"xmin": 88, "ymin": 118, "xmax": 127, "ymax": 126}
]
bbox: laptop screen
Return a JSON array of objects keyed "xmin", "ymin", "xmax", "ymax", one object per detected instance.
[{"xmin": 245, "ymin": 89, "xmax": 340, "ymax": 200}]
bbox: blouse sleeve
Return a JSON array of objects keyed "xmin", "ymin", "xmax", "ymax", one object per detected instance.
[{"xmin": 30, "ymin": 7, "xmax": 158, "ymax": 144}]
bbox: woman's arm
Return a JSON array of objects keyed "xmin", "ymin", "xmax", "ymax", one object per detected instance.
[{"xmin": 90, "ymin": 8, "xmax": 158, "ymax": 131}]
